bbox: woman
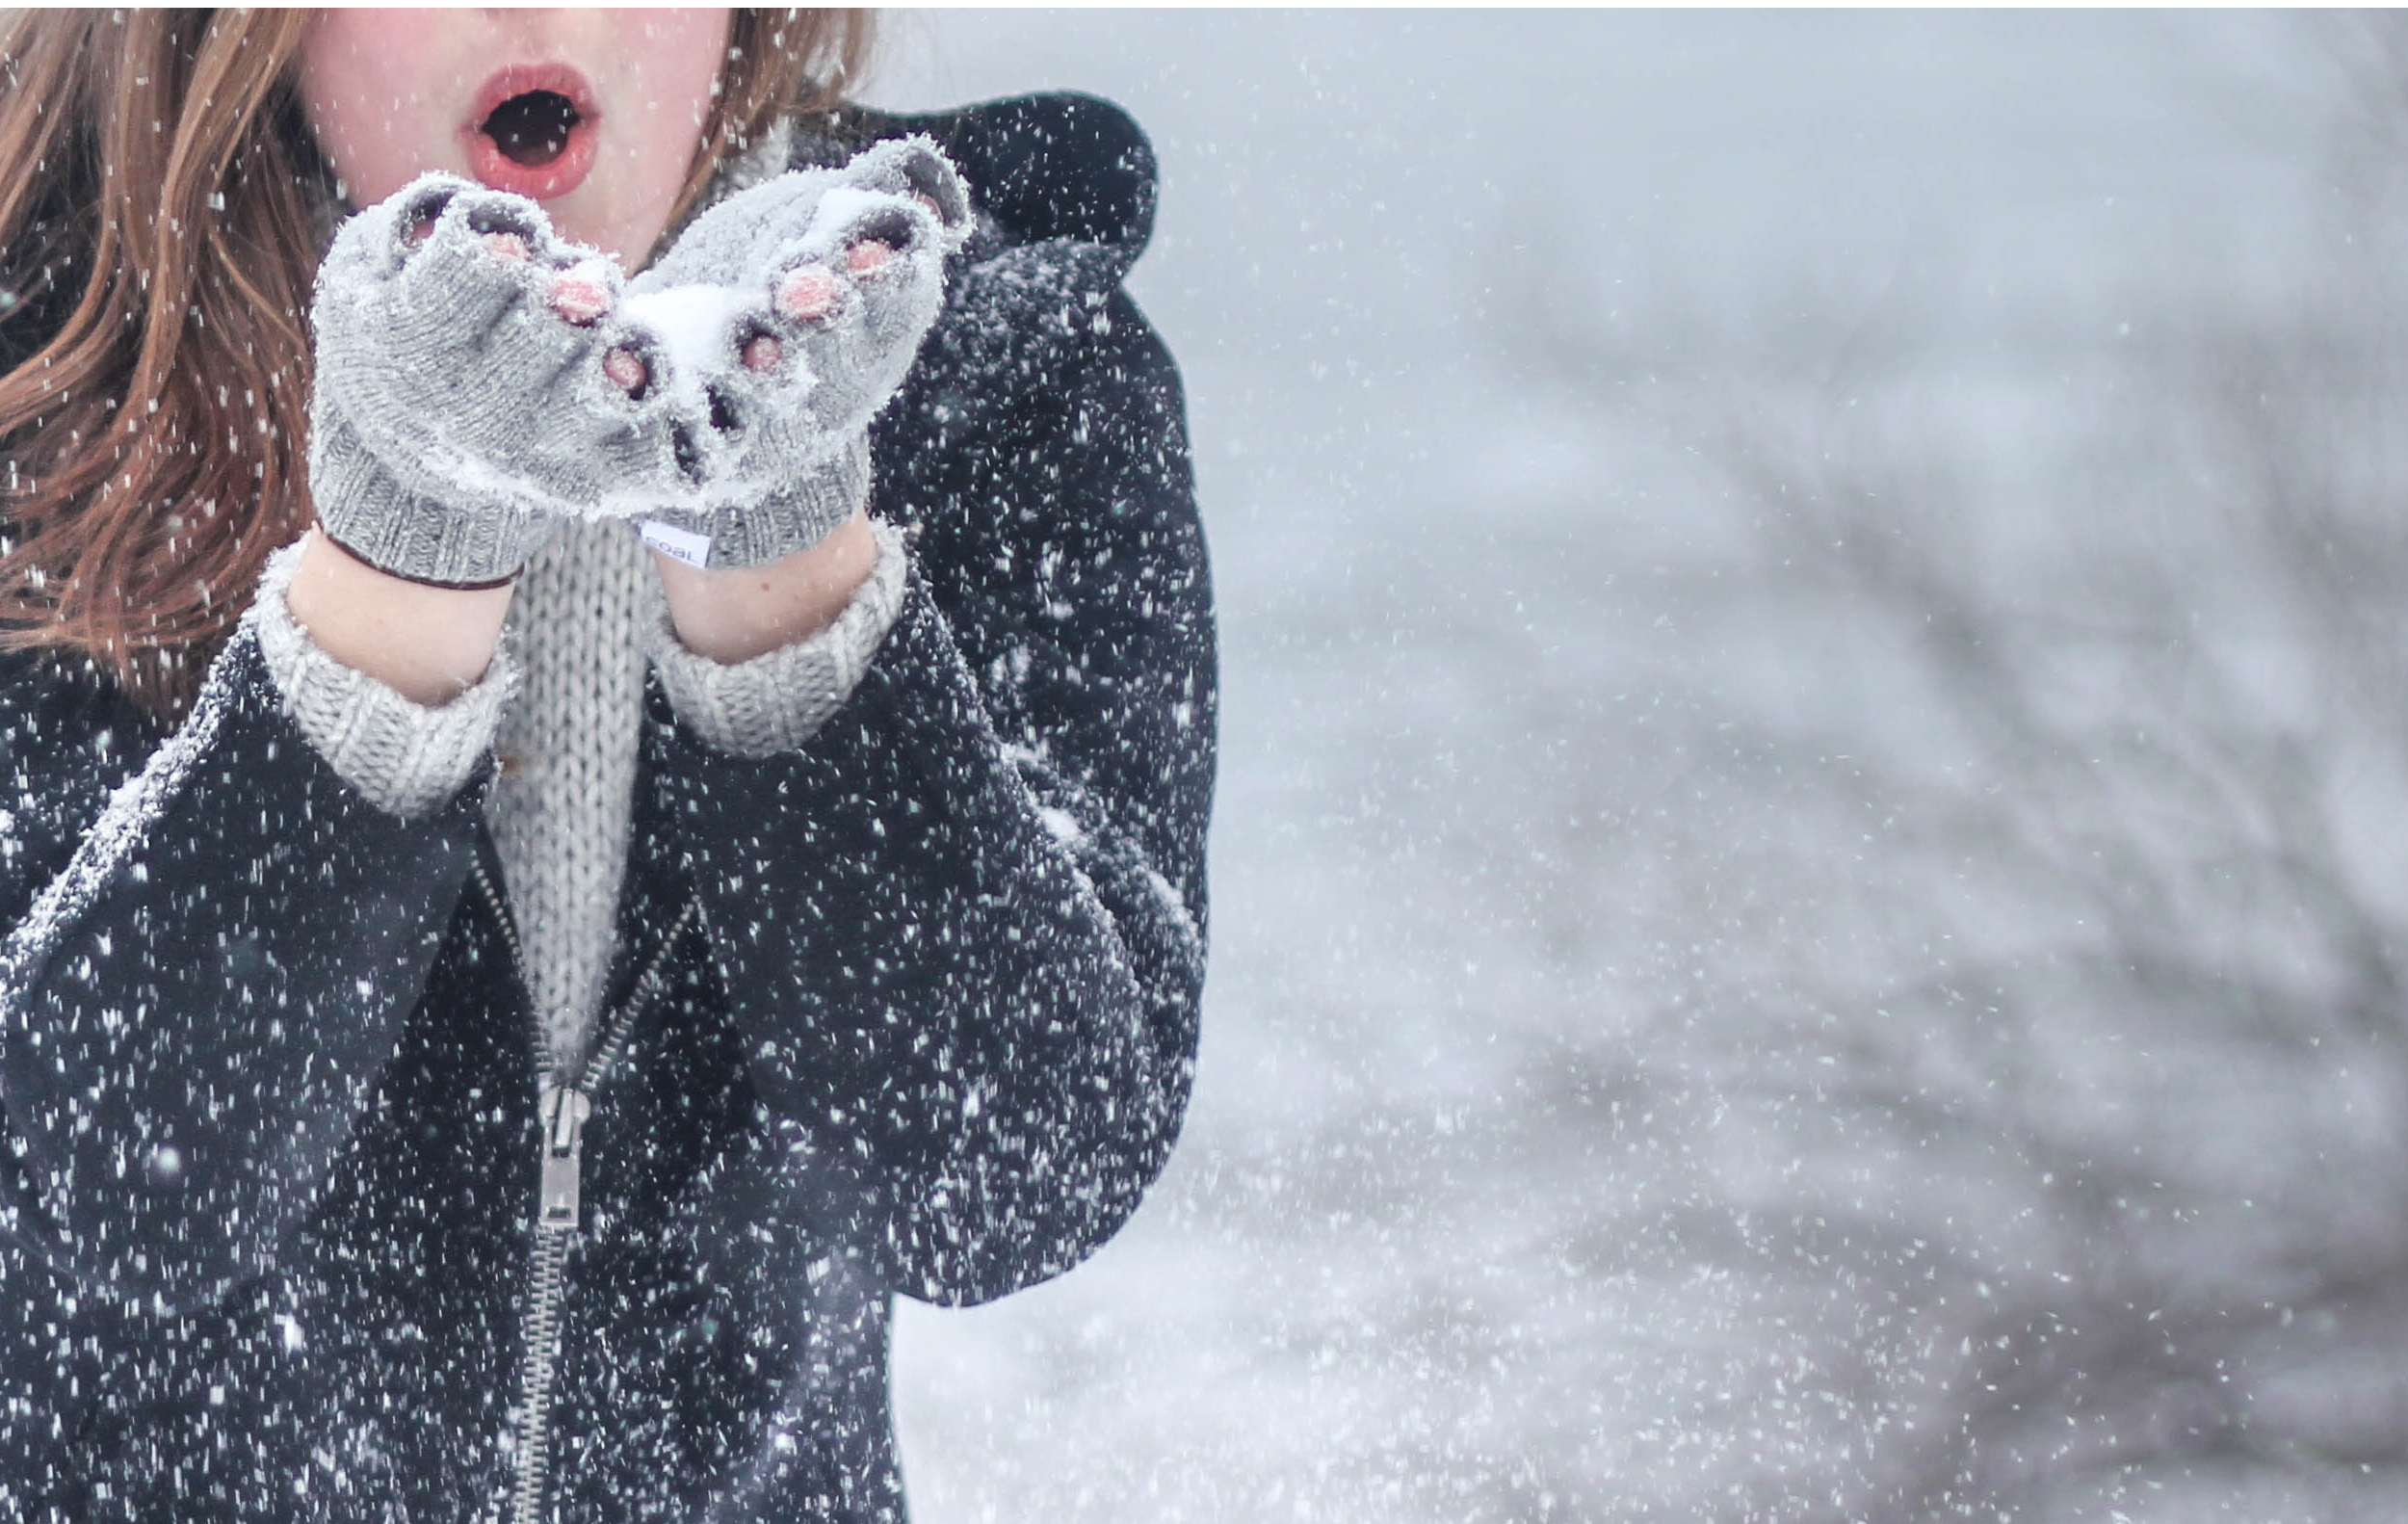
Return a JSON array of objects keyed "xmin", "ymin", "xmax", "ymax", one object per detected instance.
[{"xmin": 0, "ymin": 10, "xmax": 1214, "ymax": 1522}]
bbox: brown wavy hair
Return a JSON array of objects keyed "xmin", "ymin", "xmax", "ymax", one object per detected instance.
[{"xmin": 0, "ymin": 8, "xmax": 875, "ymax": 720}]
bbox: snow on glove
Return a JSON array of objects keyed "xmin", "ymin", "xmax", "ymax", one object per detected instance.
[
  {"xmin": 307, "ymin": 174, "xmax": 687, "ymax": 587},
  {"xmin": 618, "ymin": 137, "xmax": 972, "ymax": 570}
]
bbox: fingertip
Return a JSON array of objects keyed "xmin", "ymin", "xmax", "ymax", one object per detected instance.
[
  {"xmin": 776, "ymin": 266, "xmax": 842, "ymax": 324},
  {"xmin": 549, "ymin": 274, "xmax": 613, "ymax": 325},
  {"xmin": 602, "ymin": 347, "xmax": 649, "ymax": 395}
]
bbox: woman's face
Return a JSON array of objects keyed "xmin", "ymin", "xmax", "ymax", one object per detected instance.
[{"xmin": 296, "ymin": 8, "xmax": 734, "ymax": 268}]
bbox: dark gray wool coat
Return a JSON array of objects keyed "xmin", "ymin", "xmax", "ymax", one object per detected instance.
[{"xmin": 0, "ymin": 92, "xmax": 1214, "ymax": 1523}]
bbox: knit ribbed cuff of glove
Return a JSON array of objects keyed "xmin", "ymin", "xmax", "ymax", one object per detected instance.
[
  {"xmin": 645, "ymin": 515, "xmax": 908, "ymax": 756},
  {"xmin": 640, "ymin": 434, "xmax": 873, "ymax": 572},
  {"xmin": 310, "ymin": 409, "xmax": 557, "ymax": 589},
  {"xmin": 252, "ymin": 539, "xmax": 518, "ymax": 818}
]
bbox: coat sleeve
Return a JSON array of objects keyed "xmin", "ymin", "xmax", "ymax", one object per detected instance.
[
  {"xmin": 0, "ymin": 622, "xmax": 489, "ymax": 1311},
  {"xmin": 649, "ymin": 272, "xmax": 1216, "ymax": 1306}
]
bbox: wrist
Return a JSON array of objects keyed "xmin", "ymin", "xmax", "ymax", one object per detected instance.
[
  {"xmin": 287, "ymin": 528, "xmax": 517, "ymax": 705},
  {"xmin": 653, "ymin": 509, "xmax": 880, "ymax": 664}
]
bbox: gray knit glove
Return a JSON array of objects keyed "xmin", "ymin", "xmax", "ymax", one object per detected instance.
[
  {"xmin": 308, "ymin": 175, "xmax": 686, "ymax": 587},
  {"xmin": 618, "ymin": 137, "xmax": 972, "ymax": 570}
]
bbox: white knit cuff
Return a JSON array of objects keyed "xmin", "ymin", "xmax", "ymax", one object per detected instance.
[
  {"xmin": 644, "ymin": 517, "xmax": 908, "ymax": 758},
  {"xmin": 251, "ymin": 538, "xmax": 517, "ymax": 820}
]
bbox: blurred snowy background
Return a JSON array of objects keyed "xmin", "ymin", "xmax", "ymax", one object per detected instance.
[{"xmin": 866, "ymin": 13, "xmax": 2408, "ymax": 1521}]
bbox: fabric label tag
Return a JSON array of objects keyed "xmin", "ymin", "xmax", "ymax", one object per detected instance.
[{"xmin": 638, "ymin": 519, "xmax": 713, "ymax": 570}]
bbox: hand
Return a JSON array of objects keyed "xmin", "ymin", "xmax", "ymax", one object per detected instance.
[
  {"xmin": 305, "ymin": 174, "xmax": 683, "ymax": 587},
  {"xmin": 618, "ymin": 136, "xmax": 972, "ymax": 570}
]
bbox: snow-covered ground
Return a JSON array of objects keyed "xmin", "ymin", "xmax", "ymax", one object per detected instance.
[{"xmin": 863, "ymin": 14, "xmax": 2395, "ymax": 1520}]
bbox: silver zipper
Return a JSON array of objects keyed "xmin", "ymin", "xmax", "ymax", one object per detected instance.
[{"xmin": 469, "ymin": 853, "xmax": 697, "ymax": 1524}]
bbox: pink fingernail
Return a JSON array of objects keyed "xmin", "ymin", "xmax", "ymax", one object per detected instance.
[
  {"xmin": 484, "ymin": 232, "xmax": 531, "ymax": 263},
  {"xmin": 847, "ymin": 240, "xmax": 894, "ymax": 277},
  {"xmin": 549, "ymin": 275, "xmax": 611, "ymax": 325},
  {"xmin": 406, "ymin": 215, "xmax": 438, "ymax": 246},
  {"xmin": 776, "ymin": 266, "xmax": 841, "ymax": 323},
  {"xmin": 743, "ymin": 333, "xmax": 783, "ymax": 372},
  {"xmin": 602, "ymin": 348, "xmax": 648, "ymax": 392}
]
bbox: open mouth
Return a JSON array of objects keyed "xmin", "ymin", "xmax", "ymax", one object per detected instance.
[
  {"xmin": 461, "ymin": 65, "xmax": 599, "ymax": 201},
  {"xmin": 482, "ymin": 90, "xmax": 580, "ymax": 169}
]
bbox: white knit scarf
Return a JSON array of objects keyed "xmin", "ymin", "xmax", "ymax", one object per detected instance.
[{"xmin": 484, "ymin": 521, "xmax": 656, "ymax": 1073}]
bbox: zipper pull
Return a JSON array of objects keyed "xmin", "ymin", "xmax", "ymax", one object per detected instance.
[{"xmin": 537, "ymin": 1084, "xmax": 591, "ymax": 1231}]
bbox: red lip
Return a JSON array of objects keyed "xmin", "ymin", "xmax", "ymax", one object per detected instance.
[{"xmin": 458, "ymin": 63, "xmax": 601, "ymax": 201}]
